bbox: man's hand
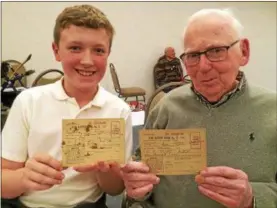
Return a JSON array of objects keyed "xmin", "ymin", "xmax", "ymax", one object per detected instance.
[
  {"xmin": 195, "ymin": 166, "xmax": 253, "ymax": 208},
  {"xmin": 22, "ymin": 153, "xmax": 65, "ymax": 192},
  {"xmin": 121, "ymin": 161, "xmax": 160, "ymax": 199}
]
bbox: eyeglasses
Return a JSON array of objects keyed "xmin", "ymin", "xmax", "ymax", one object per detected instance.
[{"xmin": 180, "ymin": 40, "xmax": 240, "ymax": 66}]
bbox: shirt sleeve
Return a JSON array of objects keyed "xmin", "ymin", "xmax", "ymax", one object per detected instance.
[{"xmin": 2, "ymin": 91, "xmax": 30, "ymax": 162}]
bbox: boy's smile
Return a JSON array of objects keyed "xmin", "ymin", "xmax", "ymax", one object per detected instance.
[{"xmin": 75, "ymin": 69, "xmax": 96, "ymax": 77}]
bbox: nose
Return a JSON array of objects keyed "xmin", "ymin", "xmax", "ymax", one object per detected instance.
[
  {"xmin": 198, "ymin": 54, "xmax": 212, "ymax": 73},
  {"xmin": 80, "ymin": 50, "xmax": 94, "ymax": 66}
]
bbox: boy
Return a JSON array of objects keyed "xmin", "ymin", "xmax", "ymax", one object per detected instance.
[{"xmin": 1, "ymin": 4, "xmax": 133, "ymax": 208}]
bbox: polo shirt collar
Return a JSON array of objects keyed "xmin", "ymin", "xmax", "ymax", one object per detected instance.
[{"xmin": 51, "ymin": 78, "xmax": 106, "ymax": 108}]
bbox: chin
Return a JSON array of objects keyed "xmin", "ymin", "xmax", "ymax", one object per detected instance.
[
  {"xmin": 200, "ymin": 88, "xmax": 225, "ymax": 102},
  {"xmin": 77, "ymin": 82, "xmax": 98, "ymax": 91}
]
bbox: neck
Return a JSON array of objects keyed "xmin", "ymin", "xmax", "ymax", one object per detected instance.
[
  {"xmin": 166, "ymin": 57, "xmax": 174, "ymax": 61},
  {"xmin": 63, "ymin": 80, "xmax": 98, "ymax": 108}
]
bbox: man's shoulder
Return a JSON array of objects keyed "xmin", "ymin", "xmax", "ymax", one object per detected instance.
[
  {"xmin": 171, "ymin": 58, "xmax": 182, "ymax": 64},
  {"xmin": 157, "ymin": 55, "xmax": 166, "ymax": 61},
  {"xmin": 154, "ymin": 84, "xmax": 194, "ymax": 109},
  {"xmin": 145, "ymin": 84, "xmax": 194, "ymax": 129},
  {"xmin": 243, "ymin": 83, "xmax": 276, "ymax": 115},
  {"xmin": 156, "ymin": 56, "xmax": 167, "ymax": 64},
  {"xmin": 166, "ymin": 84, "xmax": 194, "ymax": 102},
  {"xmin": 247, "ymin": 82, "xmax": 276, "ymax": 100}
]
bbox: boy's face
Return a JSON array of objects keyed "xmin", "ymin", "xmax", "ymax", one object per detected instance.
[{"xmin": 52, "ymin": 25, "xmax": 110, "ymax": 94}]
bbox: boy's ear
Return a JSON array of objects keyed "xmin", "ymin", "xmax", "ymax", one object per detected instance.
[{"xmin": 52, "ymin": 42, "xmax": 61, "ymax": 62}]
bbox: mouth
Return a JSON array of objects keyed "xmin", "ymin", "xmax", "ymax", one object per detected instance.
[
  {"xmin": 75, "ymin": 69, "xmax": 96, "ymax": 77},
  {"xmin": 202, "ymin": 78, "xmax": 215, "ymax": 83},
  {"xmin": 201, "ymin": 78, "xmax": 218, "ymax": 86}
]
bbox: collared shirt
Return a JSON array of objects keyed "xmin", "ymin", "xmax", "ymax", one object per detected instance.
[
  {"xmin": 191, "ymin": 71, "xmax": 246, "ymax": 108},
  {"xmin": 2, "ymin": 79, "xmax": 133, "ymax": 208}
]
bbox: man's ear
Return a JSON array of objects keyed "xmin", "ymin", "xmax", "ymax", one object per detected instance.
[
  {"xmin": 52, "ymin": 42, "xmax": 61, "ymax": 62},
  {"xmin": 240, "ymin": 38, "xmax": 250, "ymax": 66}
]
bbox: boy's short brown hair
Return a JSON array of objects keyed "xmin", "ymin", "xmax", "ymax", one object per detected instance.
[{"xmin": 54, "ymin": 4, "xmax": 115, "ymax": 49}]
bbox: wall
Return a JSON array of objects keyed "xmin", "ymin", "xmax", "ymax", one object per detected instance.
[{"xmin": 2, "ymin": 2, "xmax": 276, "ymax": 100}]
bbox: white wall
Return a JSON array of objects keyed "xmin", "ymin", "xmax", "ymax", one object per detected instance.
[{"xmin": 2, "ymin": 2, "xmax": 276, "ymax": 100}]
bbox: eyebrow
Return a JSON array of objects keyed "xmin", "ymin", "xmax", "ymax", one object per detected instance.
[
  {"xmin": 186, "ymin": 44, "xmax": 226, "ymax": 54},
  {"xmin": 67, "ymin": 41, "xmax": 106, "ymax": 47},
  {"xmin": 93, "ymin": 43, "xmax": 106, "ymax": 48},
  {"xmin": 67, "ymin": 41, "xmax": 83, "ymax": 45},
  {"xmin": 205, "ymin": 44, "xmax": 226, "ymax": 50}
]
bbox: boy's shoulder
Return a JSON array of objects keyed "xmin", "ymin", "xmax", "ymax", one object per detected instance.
[
  {"xmin": 15, "ymin": 82, "xmax": 57, "ymax": 102},
  {"xmin": 98, "ymin": 86, "xmax": 131, "ymax": 110}
]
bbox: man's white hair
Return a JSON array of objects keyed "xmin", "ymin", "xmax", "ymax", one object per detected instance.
[
  {"xmin": 164, "ymin": 46, "xmax": 174, "ymax": 54},
  {"xmin": 184, "ymin": 8, "xmax": 244, "ymax": 38}
]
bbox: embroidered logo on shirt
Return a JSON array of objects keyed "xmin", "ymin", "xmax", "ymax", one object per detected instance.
[{"xmin": 249, "ymin": 132, "xmax": 255, "ymax": 141}]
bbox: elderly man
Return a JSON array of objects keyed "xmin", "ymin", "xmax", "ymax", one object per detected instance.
[
  {"xmin": 121, "ymin": 8, "xmax": 277, "ymax": 208},
  {"xmin": 153, "ymin": 47, "xmax": 184, "ymax": 92}
]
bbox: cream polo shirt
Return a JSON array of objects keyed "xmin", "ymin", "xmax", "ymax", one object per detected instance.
[{"xmin": 2, "ymin": 80, "xmax": 133, "ymax": 208}]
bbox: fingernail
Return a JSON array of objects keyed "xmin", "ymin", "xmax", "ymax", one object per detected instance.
[
  {"xmin": 156, "ymin": 177, "xmax": 160, "ymax": 184},
  {"xmin": 195, "ymin": 175, "xmax": 205, "ymax": 184},
  {"xmin": 200, "ymin": 170, "xmax": 207, "ymax": 175},
  {"xmin": 120, "ymin": 164, "xmax": 126, "ymax": 170},
  {"xmin": 203, "ymin": 167, "xmax": 209, "ymax": 173}
]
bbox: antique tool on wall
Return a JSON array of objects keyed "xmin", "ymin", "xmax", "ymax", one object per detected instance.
[{"xmin": 1, "ymin": 54, "xmax": 35, "ymax": 93}]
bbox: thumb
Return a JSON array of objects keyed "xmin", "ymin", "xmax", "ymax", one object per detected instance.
[{"xmin": 110, "ymin": 162, "xmax": 123, "ymax": 177}]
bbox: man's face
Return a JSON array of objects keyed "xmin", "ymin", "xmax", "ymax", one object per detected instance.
[
  {"xmin": 166, "ymin": 47, "xmax": 176, "ymax": 59},
  {"xmin": 183, "ymin": 19, "xmax": 249, "ymax": 102},
  {"xmin": 52, "ymin": 25, "xmax": 110, "ymax": 94}
]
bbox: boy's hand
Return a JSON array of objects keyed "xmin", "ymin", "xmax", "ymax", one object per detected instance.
[
  {"xmin": 22, "ymin": 153, "xmax": 65, "ymax": 191},
  {"xmin": 73, "ymin": 161, "xmax": 121, "ymax": 176}
]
